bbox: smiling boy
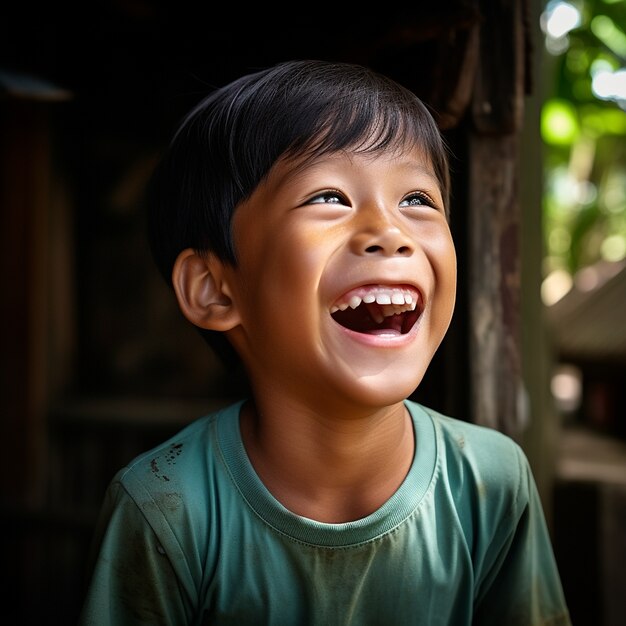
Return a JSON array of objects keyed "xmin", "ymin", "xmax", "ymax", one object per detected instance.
[{"xmin": 79, "ymin": 60, "xmax": 571, "ymax": 625}]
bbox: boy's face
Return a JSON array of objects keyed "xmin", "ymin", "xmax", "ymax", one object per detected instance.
[{"xmin": 222, "ymin": 146, "xmax": 457, "ymax": 412}]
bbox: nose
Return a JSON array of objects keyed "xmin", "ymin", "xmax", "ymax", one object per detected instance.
[{"xmin": 349, "ymin": 205, "xmax": 414, "ymax": 257}]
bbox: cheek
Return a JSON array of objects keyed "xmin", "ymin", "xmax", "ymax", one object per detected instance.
[
  {"xmin": 235, "ymin": 233, "xmax": 327, "ymax": 321},
  {"xmin": 437, "ymin": 239, "xmax": 457, "ymax": 287},
  {"xmin": 264, "ymin": 227, "xmax": 332, "ymax": 283},
  {"xmin": 423, "ymin": 233, "xmax": 457, "ymax": 310}
]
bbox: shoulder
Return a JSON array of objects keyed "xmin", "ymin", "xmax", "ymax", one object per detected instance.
[
  {"xmin": 409, "ymin": 401, "xmax": 524, "ymax": 462},
  {"xmin": 94, "ymin": 400, "xmax": 246, "ymax": 584},
  {"xmin": 108, "ymin": 401, "xmax": 244, "ymax": 531},
  {"xmin": 424, "ymin": 404, "xmax": 526, "ymax": 473},
  {"xmin": 408, "ymin": 401, "xmax": 532, "ymax": 518}
]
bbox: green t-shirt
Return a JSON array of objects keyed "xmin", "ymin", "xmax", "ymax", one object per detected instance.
[{"xmin": 79, "ymin": 400, "xmax": 571, "ymax": 625}]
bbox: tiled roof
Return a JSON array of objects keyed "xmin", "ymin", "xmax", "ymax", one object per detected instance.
[{"xmin": 547, "ymin": 260, "xmax": 626, "ymax": 363}]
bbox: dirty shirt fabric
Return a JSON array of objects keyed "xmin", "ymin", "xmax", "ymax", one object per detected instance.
[{"xmin": 79, "ymin": 400, "xmax": 571, "ymax": 626}]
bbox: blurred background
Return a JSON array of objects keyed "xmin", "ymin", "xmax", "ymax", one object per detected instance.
[
  {"xmin": 1, "ymin": 1, "xmax": 625, "ymax": 624},
  {"xmin": 539, "ymin": 2, "xmax": 626, "ymax": 624}
]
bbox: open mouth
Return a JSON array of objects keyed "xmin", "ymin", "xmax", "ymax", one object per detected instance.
[{"xmin": 330, "ymin": 285, "xmax": 421, "ymax": 336}]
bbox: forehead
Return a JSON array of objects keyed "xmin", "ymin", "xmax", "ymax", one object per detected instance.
[{"xmin": 268, "ymin": 144, "xmax": 440, "ymax": 189}]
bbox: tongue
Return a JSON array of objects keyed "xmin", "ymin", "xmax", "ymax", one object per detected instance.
[{"xmin": 366, "ymin": 328, "xmax": 403, "ymax": 336}]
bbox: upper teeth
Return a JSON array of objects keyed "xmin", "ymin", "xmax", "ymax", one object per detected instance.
[{"xmin": 331, "ymin": 288, "xmax": 417, "ymax": 315}]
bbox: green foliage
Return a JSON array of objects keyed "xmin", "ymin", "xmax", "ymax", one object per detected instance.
[{"xmin": 542, "ymin": 0, "xmax": 626, "ymax": 277}]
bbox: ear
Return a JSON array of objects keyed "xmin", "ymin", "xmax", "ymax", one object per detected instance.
[{"xmin": 172, "ymin": 249, "xmax": 241, "ymax": 331}]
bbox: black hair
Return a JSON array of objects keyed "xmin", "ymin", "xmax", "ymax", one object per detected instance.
[{"xmin": 146, "ymin": 59, "xmax": 451, "ymax": 366}]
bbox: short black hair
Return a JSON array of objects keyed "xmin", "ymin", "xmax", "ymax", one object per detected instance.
[{"xmin": 147, "ymin": 59, "xmax": 451, "ymax": 365}]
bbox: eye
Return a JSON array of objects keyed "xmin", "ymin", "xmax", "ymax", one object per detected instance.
[
  {"xmin": 399, "ymin": 191, "xmax": 437, "ymax": 209},
  {"xmin": 307, "ymin": 190, "xmax": 348, "ymax": 206}
]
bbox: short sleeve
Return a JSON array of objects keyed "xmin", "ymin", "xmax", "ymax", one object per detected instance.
[
  {"xmin": 473, "ymin": 448, "xmax": 572, "ymax": 626},
  {"xmin": 78, "ymin": 478, "xmax": 191, "ymax": 626}
]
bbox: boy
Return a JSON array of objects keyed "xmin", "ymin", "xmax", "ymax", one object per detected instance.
[{"xmin": 79, "ymin": 60, "xmax": 571, "ymax": 625}]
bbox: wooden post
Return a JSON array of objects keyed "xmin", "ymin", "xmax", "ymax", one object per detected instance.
[{"xmin": 467, "ymin": 0, "xmax": 529, "ymax": 438}]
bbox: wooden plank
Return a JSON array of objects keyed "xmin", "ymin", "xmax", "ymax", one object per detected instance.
[{"xmin": 0, "ymin": 101, "xmax": 51, "ymax": 507}]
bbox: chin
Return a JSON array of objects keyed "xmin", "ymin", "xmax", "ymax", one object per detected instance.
[{"xmin": 336, "ymin": 365, "xmax": 428, "ymax": 410}]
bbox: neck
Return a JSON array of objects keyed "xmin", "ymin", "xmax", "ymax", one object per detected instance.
[{"xmin": 239, "ymin": 396, "xmax": 414, "ymax": 523}]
